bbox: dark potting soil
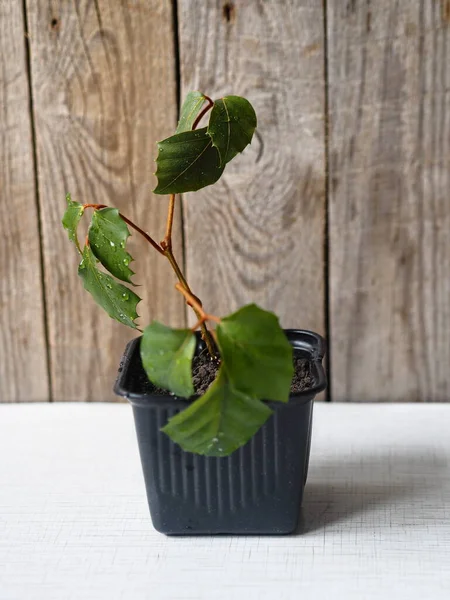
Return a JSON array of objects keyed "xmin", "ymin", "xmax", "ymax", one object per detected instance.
[{"xmin": 131, "ymin": 347, "xmax": 314, "ymax": 398}]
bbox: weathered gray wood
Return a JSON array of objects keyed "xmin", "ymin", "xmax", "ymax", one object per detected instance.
[
  {"xmin": 328, "ymin": 2, "xmax": 450, "ymax": 401},
  {"xmin": 178, "ymin": 1, "xmax": 326, "ymax": 336},
  {"xmin": 0, "ymin": 2, "xmax": 49, "ymax": 401},
  {"xmin": 26, "ymin": 1, "xmax": 184, "ymax": 401}
]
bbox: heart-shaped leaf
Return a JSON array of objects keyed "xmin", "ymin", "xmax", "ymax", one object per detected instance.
[
  {"xmin": 153, "ymin": 127, "xmax": 225, "ymax": 195},
  {"xmin": 161, "ymin": 367, "xmax": 272, "ymax": 457},
  {"xmin": 141, "ymin": 321, "xmax": 196, "ymax": 397},
  {"xmin": 216, "ymin": 304, "xmax": 293, "ymax": 402},
  {"xmin": 207, "ymin": 96, "xmax": 257, "ymax": 165},
  {"xmin": 78, "ymin": 246, "xmax": 140, "ymax": 329},
  {"xmin": 175, "ymin": 91, "xmax": 207, "ymax": 134},
  {"xmin": 88, "ymin": 208, "xmax": 134, "ymax": 283},
  {"xmin": 62, "ymin": 194, "xmax": 84, "ymax": 253}
]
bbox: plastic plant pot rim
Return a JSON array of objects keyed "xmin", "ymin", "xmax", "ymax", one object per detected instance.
[{"xmin": 114, "ymin": 329, "xmax": 327, "ymax": 409}]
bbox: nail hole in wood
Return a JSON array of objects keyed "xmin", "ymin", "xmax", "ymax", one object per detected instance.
[
  {"xmin": 223, "ymin": 2, "xmax": 235, "ymax": 23},
  {"xmin": 51, "ymin": 18, "xmax": 59, "ymax": 30}
]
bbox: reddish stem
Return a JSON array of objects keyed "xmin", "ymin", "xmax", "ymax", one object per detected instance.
[
  {"xmin": 83, "ymin": 204, "xmax": 107, "ymax": 210},
  {"xmin": 119, "ymin": 214, "xmax": 164, "ymax": 255},
  {"xmin": 192, "ymin": 95, "xmax": 214, "ymax": 130},
  {"xmin": 175, "ymin": 284, "xmax": 221, "ymax": 326},
  {"xmin": 161, "ymin": 194, "xmax": 176, "ymax": 250},
  {"xmin": 83, "ymin": 204, "xmax": 164, "ymax": 255}
]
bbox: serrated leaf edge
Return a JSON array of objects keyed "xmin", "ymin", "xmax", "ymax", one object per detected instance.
[
  {"xmin": 208, "ymin": 97, "xmax": 256, "ymax": 166},
  {"xmin": 79, "ymin": 247, "xmax": 140, "ymax": 329},
  {"xmin": 88, "ymin": 208, "xmax": 135, "ymax": 284},
  {"xmin": 175, "ymin": 92, "xmax": 207, "ymax": 134},
  {"xmin": 154, "ymin": 132, "xmax": 217, "ymax": 194},
  {"xmin": 62, "ymin": 194, "xmax": 84, "ymax": 254}
]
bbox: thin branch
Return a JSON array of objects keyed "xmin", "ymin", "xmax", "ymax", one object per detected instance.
[
  {"xmin": 190, "ymin": 318, "xmax": 205, "ymax": 332},
  {"xmin": 119, "ymin": 214, "xmax": 165, "ymax": 255},
  {"xmin": 190, "ymin": 315, "xmax": 221, "ymax": 332},
  {"xmin": 165, "ymin": 249, "xmax": 192, "ymax": 293},
  {"xmin": 83, "ymin": 203, "xmax": 107, "ymax": 210},
  {"xmin": 175, "ymin": 283, "xmax": 221, "ymax": 326},
  {"xmin": 83, "ymin": 204, "xmax": 164, "ymax": 255},
  {"xmin": 165, "ymin": 250, "xmax": 216, "ymax": 355},
  {"xmin": 192, "ymin": 95, "xmax": 214, "ymax": 130},
  {"xmin": 207, "ymin": 314, "xmax": 221, "ymax": 324},
  {"xmin": 175, "ymin": 283, "xmax": 204, "ymax": 314},
  {"xmin": 159, "ymin": 196, "xmax": 217, "ymax": 354},
  {"xmin": 161, "ymin": 193, "xmax": 176, "ymax": 250}
]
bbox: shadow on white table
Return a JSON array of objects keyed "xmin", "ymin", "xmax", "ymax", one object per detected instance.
[
  {"xmin": 0, "ymin": 403, "xmax": 449, "ymax": 600},
  {"xmin": 300, "ymin": 449, "xmax": 447, "ymax": 534}
]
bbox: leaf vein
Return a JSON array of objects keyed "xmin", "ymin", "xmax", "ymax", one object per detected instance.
[{"xmin": 158, "ymin": 138, "xmax": 214, "ymax": 193}]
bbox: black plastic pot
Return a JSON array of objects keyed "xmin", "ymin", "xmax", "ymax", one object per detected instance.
[{"xmin": 114, "ymin": 329, "xmax": 326, "ymax": 535}]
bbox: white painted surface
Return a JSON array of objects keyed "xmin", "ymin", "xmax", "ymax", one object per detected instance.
[{"xmin": 1, "ymin": 403, "xmax": 449, "ymax": 600}]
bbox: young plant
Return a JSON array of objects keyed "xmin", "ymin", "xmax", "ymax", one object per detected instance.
[{"xmin": 63, "ymin": 91, "xmax": 294, "ymax": 457}]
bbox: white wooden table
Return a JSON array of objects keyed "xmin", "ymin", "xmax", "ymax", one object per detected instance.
[{"xmin": 1, "ymin": 403, "xmax": 449, "ymax": 600}]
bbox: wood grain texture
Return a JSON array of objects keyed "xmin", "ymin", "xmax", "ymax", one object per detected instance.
[
  {"xmin": 178, "ymin": 0, "xmax": 326, "ymax": 334},
  {"xmin": 328, "ymin": 1, "xmax": 450, "ymax": 401},
  {"xmin": 26, "ymin": 1, "xmax": 184, "ymax": 401},
  {"xmin": 1, "ymin": 403, "xmax": 450, "ymax": 599},
  {"xmin": 0, "ymin": 2, "xmax": 49, "ymax": 401}
]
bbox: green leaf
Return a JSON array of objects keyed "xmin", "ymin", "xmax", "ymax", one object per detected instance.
[
  {"xmin": 216, "ymin": 304, "xmax": 293, "ymax": 403},
  {"xmin": 62, "ymin": 194, "xmax": 84, "ymax": 253},
  {"xmin": 162, "ymin": 367, "xmax": 272, "ymax": 457},
  {"xmin": 78, "ymin": 246, "xmax": 140, "ymax": 329},
  {"xmin": 207, "ymin": 96, "xmax": 257, "ymax": 166},
  {"xmin": 153, "ymin": 127, "xmax": 225, "ymax": 195},
  {"xmin": 88, "ymin": 208, "xmax": 134, "ymax": 283},
  {"xmin": 141, "ymin": 321, "xmax": 196, "ymax": 397},
  {"xmin": 175, "ymin": 91, "xmax": 207, "ymax": 134}
]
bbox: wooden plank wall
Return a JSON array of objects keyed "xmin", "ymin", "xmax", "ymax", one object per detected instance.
[
  {"xmin": 177, "ymin": 0, "xmax": 326, "ymax": 334},
  {"xmin": 328, "ymin": 1, "xmax": 450, "ymax": 401},
  {"xmin": 0, "ymin": 2, "xmax": 49, "ymax": 402},
  {"xmin": 24, "ymin": 0, "xmax": 184, "ymax": 402},
  {"xmin": 0, "ymin": 0, "xmax": 449, "ymax": 403}
]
